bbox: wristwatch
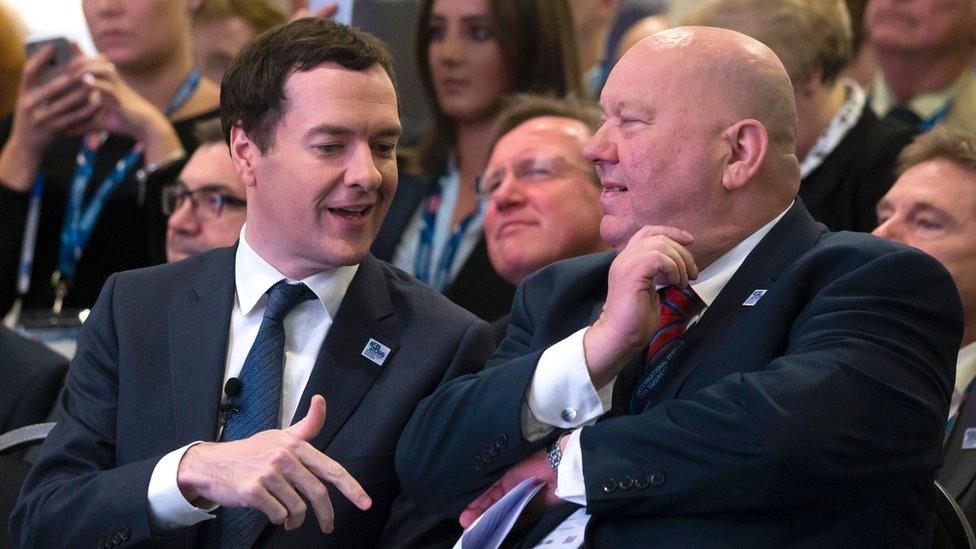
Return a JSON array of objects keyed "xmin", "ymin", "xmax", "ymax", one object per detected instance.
[{"xmin": 547, "ymin": 439, "xmax": 562, "ymax": 475}]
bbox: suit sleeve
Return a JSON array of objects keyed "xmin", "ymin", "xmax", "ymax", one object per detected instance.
[
  {"xmin": 579, "ymin": 248, "xmax": 960, "ymax": 517},
  {"xmin": 396, "ymin": 275, "xmax": 561, "ymax": 518},
  {"xmin": 10, "ymin": 274, "xmax": 169, "ymax": 547}
]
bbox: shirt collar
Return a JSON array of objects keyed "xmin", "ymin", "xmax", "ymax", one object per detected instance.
[
  {"xmin": 871, "ymin": 70, "xmax": 972, "ymax": 121},
  {"xmin": 669, "ymin": 201, "xmax": 793, "ymax": 307},
  {"xmin": 234, "ymin": 223, "xmax": 359, "ymax": 320},
  {"xmin": 800, "ymin": 79, "xmax": 866, "ymax": 178},
  {"xmin": 956, "ymin": 341, "xmax": 976, "ymax": 395}
]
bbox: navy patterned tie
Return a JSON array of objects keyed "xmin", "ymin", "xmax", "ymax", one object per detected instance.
[{"xmin": 215, "ymin": 280, "xmax": 317, "ymax": 548}]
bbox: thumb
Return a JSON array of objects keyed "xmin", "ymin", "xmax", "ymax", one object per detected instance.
[{"xmin": 286, "ymin": 394, "xmax": 327, "ymax": 440}]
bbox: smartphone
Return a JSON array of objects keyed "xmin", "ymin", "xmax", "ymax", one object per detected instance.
[
  {"xmin": 310, "ymin": 0, "xmax": 354, "ymax": 25},
  {"xmin": 25, "ymin": 37, "xmax": 74, "ymax": 85}
]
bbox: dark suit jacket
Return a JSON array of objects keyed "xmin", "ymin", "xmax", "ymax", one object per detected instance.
[
  {"xmin": 397, "ymin": 202, "xmax": 963, "ymax": 548},
  {"xmin": 939, "ymin": 385, "xmax": 976, "ymax": 529},
  {"xmin": 10, "ymin": 248, "xmax": 495, "ymax": 548},
  {"xmin": 0, "ymin": 327, "xmax": 68, "ymax": 433},
  {"xmin": 372, "ymin": 173, "xmax": 515, "ymax": 322},
  {"xmin": 799, "ymin": 105, "xmax": 914, "ymax": 233}
]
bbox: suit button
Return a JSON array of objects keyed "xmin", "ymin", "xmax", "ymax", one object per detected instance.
[
  {"xmin": 602, "ymin": 479, "xmax": 616, "ymax": 494},
  {"xmin": 488, "ymin": 445, "xmax": 499, "ymax": 457},
  {"xmin": 119, "ymin": 527, "xmax": 129, "ymax": 541},
  {"xmin": 561, "ymin": 407, "xmax": 578, "ymax": 422},
  {"xmin": 482, "ymin": 450, "xmax": 493, "ymax": 462},
  {"xmin": 649, "ymin": 472, "xmax": 665, "ymax": 487},
  {"xmin": 473, "ymin": 456, "xmax": 485, "ymax": 471},
  {"xmin": 498, "ymin": 434, "xmax": 509, "ymax": 448},
  {"xmin": 618, "ymin": 476, "xmax": 634, "ymax": 490},
  {"xmin": 112, "ymin": 532, "xmax": 122, "ymax": 544},
  {"xmin": 634, "ymin": 475, "xmax": 649, "ymax": 489}
]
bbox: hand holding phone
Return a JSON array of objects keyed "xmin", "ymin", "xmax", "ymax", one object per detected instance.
[{"xmin": 25, "ymin": 37, "xmax": 74, "ymax": 86}]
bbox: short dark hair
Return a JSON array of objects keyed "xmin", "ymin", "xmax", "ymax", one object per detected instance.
[
  {"xmin": 489, "ymin": 94, "xmax": 601, "ymax": 152},
  {"xmin": 220, "ymin": 17, "xmax": 396, "ymax": 152}
]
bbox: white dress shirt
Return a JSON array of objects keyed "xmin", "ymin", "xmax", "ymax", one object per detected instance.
[
  {"xmin": 391, "ymin": 159, "xmax": 485, "ymax": 292},
  {"xmin": 950, "ymin": 342, "xmax": 976, "ymax": 421},
  {"xmin": 146, "ymin": 226, "xmax": 358, "ymax": 530},
  {"xmin": 519, "ymin": 204, "xmax": 793, "ymax": 505}
]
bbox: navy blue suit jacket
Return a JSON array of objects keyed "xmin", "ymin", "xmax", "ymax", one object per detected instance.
[
  {"xmin": 397, "ymin": 202, "xmax": 963, "ymax": 548},
  {"xmin": 11, "ymin": 247, "xmax": 494, "ymax": 548}
]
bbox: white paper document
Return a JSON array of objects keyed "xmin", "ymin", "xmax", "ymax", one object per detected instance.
[{"xmin": 453, "ymin": 476, "xmax": 547, "ymax": 549}]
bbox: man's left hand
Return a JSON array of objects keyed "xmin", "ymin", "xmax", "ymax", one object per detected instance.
[{"xmin": 459, "ymin": 443, "xmax": 565, "ymax": 528}]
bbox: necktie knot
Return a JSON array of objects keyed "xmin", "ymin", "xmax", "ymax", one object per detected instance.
[{"xmin": 264, "ymin": 281, "xmax": 316, "ymax": 322}]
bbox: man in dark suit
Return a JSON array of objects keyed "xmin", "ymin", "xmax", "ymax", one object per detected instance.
[
  {"xmin": 11, "ymin": 19, "xmax": 494, "ymax": 548},
  {"xmin": 874, "ymin": 126, "xmax": 976, "ymax": 527},
  {"xmin": 396, "ymin": 27, "xmax": 963, "ymax": 547}
]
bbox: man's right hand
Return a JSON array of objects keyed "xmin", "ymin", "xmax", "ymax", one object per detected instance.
[
  {"xmin": 176, "ymin": 395, "xmax": 372, "ymax": 533},
  {"xmin": 583, "ymin": 226, "xmax": 698, "ymax": 389}
]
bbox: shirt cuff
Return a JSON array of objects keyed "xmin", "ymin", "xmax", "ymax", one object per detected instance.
[
  {"xmin": 147, "ymin": 441, "xmax": 218, "ymax": 531},
  {"xmin": 554, "ymin": 429, "xmax": 587, "ymax": 504},
  {"xmin": 527, "ymin": 328, "xmax": 614, "ymax": 429}
]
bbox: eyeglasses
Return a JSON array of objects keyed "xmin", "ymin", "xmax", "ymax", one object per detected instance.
[
  {"xmin": 161, "ymin": 185, "xmax": 246, "ymax": 220},
  {"xmin": 477, "ymin": 155, "xmax": 596, "ymax": 199}
]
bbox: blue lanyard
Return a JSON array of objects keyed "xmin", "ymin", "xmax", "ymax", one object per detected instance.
[
  {"xmin": 413, "ymin": 182, "xmax": 481, "ymax": 292},
  {"xmin": 920, "ymin": 100, "xmax": 953, "ymax": 132},
  {"xmin": 53, "ymin": 67, "xmax": 201, "ymax": 283}
]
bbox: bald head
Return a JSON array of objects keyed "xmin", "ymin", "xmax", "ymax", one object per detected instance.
[{"xmin": 587, "ymin": 26, "xmax": 801, "ymax": 266}]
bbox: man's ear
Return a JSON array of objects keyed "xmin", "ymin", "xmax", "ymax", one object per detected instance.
[
  {"xmin": 230, "ymin": 124, "xmax": 259, "ymax": 188},
  {"xmin": 720, "ymin": 119, "xmax": 768, "ymax": 191}
]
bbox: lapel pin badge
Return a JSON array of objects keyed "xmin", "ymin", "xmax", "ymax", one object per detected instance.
[
  {"xmin": 742, "ymin": 289, "xmax": 767, "ymax": 307},
  {"xmin": 963, "ymin": 428, "xmax": 976, "ymax": 450},
  {"xmin": 362, "ymin": 338, "xmax": 391, "ymax": 366}
]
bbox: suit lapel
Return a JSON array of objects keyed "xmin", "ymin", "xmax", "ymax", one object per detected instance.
[
  {"xmin": 289, "ymin": 255, "xmax": 400, "ymax": 450},
  {"xmin": 940, "ymin": 394, "xmax": 976, "ymax": 498},
  {"xmin": 168, "ymin": 247, "xmax": 237, "ymax": 443},
  {"xmin": 652, "ymin": 202, "xmax": 826, "ymax": 405}
]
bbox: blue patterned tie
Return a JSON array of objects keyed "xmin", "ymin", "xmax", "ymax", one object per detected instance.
[{"xmin": 215, "ymin": 280, "xmax": 317, "ymax": 549}]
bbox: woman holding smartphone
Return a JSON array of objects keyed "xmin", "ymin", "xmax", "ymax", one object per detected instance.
[
  {"xmin": 0, "ymin": 0, "xmax": 219, "ymax": 317},
  {"xmin": 372, "ymin": 0, "xmax": 582, "ymax": 321}
]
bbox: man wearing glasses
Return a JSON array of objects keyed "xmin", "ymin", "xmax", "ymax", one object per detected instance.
[
  {"xmin": 481, "ymin": 94, "xmax": 610, "ymax": 341},
  {"xmin": 162, "ymin": 119, "xmax": 248, "ymax": 263}
]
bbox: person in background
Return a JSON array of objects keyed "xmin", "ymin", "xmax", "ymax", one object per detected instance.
[
  {"xmin": 872, "ymin": 126, "xmax": 976, "ymax": 526},
  {"xmin": 481, "ymin": 94, "xmax": 610, "ymax": 341},
  {"xmin": 192, "ymin": 0, "xmax": 287, "ymax": 85},
  {"xmin": 162, "ymin": 118, "xmax": 246, "ymax": 262},
  {"xmin": 866, "ymin": 0, "xmax": 976, "ymax": 133},
  {"xmin": 685, "ymin": 0, "xmax": 914, "ymax": 232},
  {"xmin": 372, "ymin": 0, "xmax": 582, "ymax": 322},
  {"xmin": 0, "ymin": 0, "xmax": 220, "ymax": 318}
]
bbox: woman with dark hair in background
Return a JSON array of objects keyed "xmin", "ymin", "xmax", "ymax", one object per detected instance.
[
  {"xmin": 0, "ymin": 0, "xmax": 220, "ymax": 319},
  {"xmin": 372, "ymin": 0, "xmax": 582, "ymax": 321}
]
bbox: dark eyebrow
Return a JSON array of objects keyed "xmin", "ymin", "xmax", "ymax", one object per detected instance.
[{"xmin": 308, "ymin": 125, "xmax": 402, "ymax": 140}]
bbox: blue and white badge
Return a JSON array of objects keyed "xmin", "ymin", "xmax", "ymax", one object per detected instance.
[
  {"xmin": 962, "ymin": 428, "xmax": 976, "ymax": 450},
  {"xmin": 362, "ymin": 338, "xmax": 391, "ymax": 366},
  {"xmin": 742, "ymin": 289, "xmax": 767, "ymax": 306}
]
